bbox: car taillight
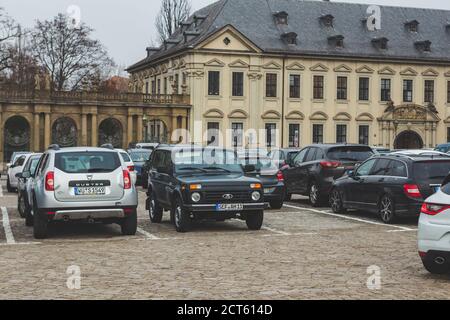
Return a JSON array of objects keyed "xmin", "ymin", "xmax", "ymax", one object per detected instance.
[
  {"xmin": 45, "ymin": 171, "xmax": 54, "ymax": 191},
  {"xmin": 320, "ymin": 161, "xmax": 341, "ymax": 169},
  {"xmin": 123, "ymin": 170, "xmax": 131, "ymax": 189},
  {"xmin": 127, "ymin": 166, "xmax": 135, "ymax": 172},
  {"xmin": 403, "ymin": 184, "xmax": 422, "ymax": 198},
  {"xmin": 277, "ymin": 171, "xmax": 284, "ymax": 182},
  {"xmin": 421, "ymin": 203, "xmax": 450, "ymax": 216}
]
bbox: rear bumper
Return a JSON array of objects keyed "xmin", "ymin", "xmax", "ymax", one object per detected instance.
[
  {"xmin": 184, "ymin": 203, "xmax": 266, "ymax": 212},
  {"xmin": 263, "ymin": 185, "xmax": 285, "ymax": 202},
  {"xmin": 395, "ymin": 201, "xmax": 422, "ymax": 217},
  {"xmin": 418, "ymin": 215, "xmax": 450, "ymax": 253},
  {"xmin": 38, "ymin": 206, "xmax": 137, "ymax": 221}
]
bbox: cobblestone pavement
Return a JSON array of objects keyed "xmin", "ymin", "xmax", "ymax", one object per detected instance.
[{"xmin": 0, "ymin": 183, "xmax": 449, "ymax": 300}]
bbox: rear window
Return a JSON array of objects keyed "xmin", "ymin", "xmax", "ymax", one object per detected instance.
[
  {"xmin": 120, "ymin": 152, "xmax": 131, "ymax": 162},
  {"xmin": 327, "ymin": 147, "xmax": 374, "ymax": 162},
  {"xmin": 130, "ymin": 151, "xmax": 152, "ymax": 162},
  {"xmin": 413, "ymin": 161, "xmax": 450, "ymax": 183},
  {"xmin": 55, "ymin": 152, "xmax": 121, "ymax": 174},
  {"xmin": 241, "ymin": 157, "xmax": 278, "ymax": 174}
]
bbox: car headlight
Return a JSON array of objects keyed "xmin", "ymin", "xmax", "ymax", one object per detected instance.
[
  {"xmin": 191, "ymin": 192, "xmax": 201, "ymax": 203},
  {"xmin": 251, "ymin": 191, "xmax": 261, "ymax": 201}
]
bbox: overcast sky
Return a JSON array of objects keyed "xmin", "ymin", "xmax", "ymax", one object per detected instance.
[{"xmin": 2, "ymin": 0, "xmax": 450, "ymax": 72}]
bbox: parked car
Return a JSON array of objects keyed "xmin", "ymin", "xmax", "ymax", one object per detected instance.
[
  {"xmin": 236, "ymin": 148, "xmax": 269, "ymax": 158},
  {"xmin": 239, "ymin": 155, "xmax": 285, "ymax": 209},
  {"xmin": 146, "ymin": 146, "xmax": 265, "ymax": 232},
  {"xmin": 116, "ymin": 149, "xmax": 137, "ymax": 184},
  {"xmin": 330, "ymin": 152, "xmax": 450, "ymax": 223},
  {"xmin": 283, "ymin": 144, "xmax": 374, "ymax": 206},
  {"xmin": 141, "ymin": 158, "xmax": 152, "ymax": 189},
  {"xmin": 435, "ymin": 143, "xmax": 450, "ymax": 154},
  {"xmin": 29, "ymin": 145, "xmax": 138, "ymax": 239},
  {"xmin": 7, "ymin": 152, "xmax": 32, "ymax": 192},
  {"xmin": 17, "ymin": 153, "xmax": 43, "ymax": 226},
  {"xmin": 372, "ymin": 147, "xmax": 391, "ymax": 155},
  {"xmin": 268, "ymin": 148, "xmax": 300, "ymax": 169},
  {"xmin": 418, "ymin": 174, "xmax": 450, "ymax": 274},
  {"xmin": 135, "ymin": 143, "xmax": 159, "ymax": 150},
  {"xmin": 128, "ymin": 149, "xmax": 152, "ymax": 185}
]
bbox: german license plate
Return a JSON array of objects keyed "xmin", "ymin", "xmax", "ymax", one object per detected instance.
[
  {"xmin": 74, "ymin": 187, "xmax": 105, "ymax": 196},
  {"xmin": 264, "ymin": 188, "xmax": 275, "ymax": 194},
  {"xmin": 216, "ymin": 203, "xmax": 244, "ymax": 211}
]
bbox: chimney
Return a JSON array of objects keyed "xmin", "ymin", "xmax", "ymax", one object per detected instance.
[{"xmin": 146, "ymin": 47, "xmax": 159, "ymax": 57}]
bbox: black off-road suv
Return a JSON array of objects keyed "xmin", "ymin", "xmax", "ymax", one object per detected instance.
[{"xmin": 146, "ymin": 145, "xmax": 266, "ymax": 232}]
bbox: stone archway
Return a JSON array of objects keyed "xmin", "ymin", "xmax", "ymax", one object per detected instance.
[
  {"xmin": 98, "ymin": 118, "xmax": 123, "ymax": 148},
  {"xmin": 4, "ymin": 116, "xmax": 31, "ymax": 162},
  {"xmin": 394, "ymin": 130, "xmax": 424, "ymax": 149},
  {"xmin": 144, "ymin": 119, "xmax": 168, "ymax": 143},
  {"xmin": 52, "ymin": 117, "xmax": 78, "ymax": 147}
]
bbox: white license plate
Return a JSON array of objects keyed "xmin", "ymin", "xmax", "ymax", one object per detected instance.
[
  {"xmin": 74, "ymin": 187, "xmax": 106, "ymax": 196},
  {"xmin": 264, "ymin": 188, "xmax": 274, "ymax": 194},
  {"xmin": 216, "ymin": 203, "xmax": 244, "ymax": 211}
]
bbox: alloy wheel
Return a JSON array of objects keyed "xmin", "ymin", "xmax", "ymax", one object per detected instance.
[
  {"xmin": 310, "ymin": 184, "xmax": 319, "ymax": 204},
  {"xmin": 380, "ymin": 197, "xmax": 393, "ymax": 222},
  {"xmin": 175, "ymin": 205, "xmax": 182, "ymax": 228},
  {"xmin": 149, "ymin": 199, "xmax": 156, "ymax": 219},
  {"xmin": 330, "ymin": 190, "xmax": 342, "ymax": 213}
]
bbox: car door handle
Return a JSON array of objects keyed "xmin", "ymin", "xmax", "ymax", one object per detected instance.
[{"xmin": 378, "ymin": 178, "xmax": 385, "ymax": 182}]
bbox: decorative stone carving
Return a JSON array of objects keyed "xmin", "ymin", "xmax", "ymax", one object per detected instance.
[{"xmin": 248, "ymin": 72, "xmax": 262, "ymax": 80}]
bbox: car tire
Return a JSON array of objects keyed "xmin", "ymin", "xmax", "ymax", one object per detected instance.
[
  {"xmin": 18, "ymin": 193, "xmax": 26, "ymax": 218},
  {"xmin": 25, "ymin": 211, "xmax": 34, "ymax": 227},
  {"xmin": 149, "ymin": 192, "xmax": 163, "ymax": 223},
  {"xmin": 284, "ymin": 192, "xmax": 292, "ymax": 201},
  {"xmin": 309, "ymin": 181, "xmax": 324, "ymax": 207},
  {"xmin": 246, "ymin": 210, "xmax": 264, "ymax": 230},
  {"xmin": 330, "ymin": 189, "xmax": 347, "ymax": 214},
  {"xmin": 379, "ymin": 194, "xmax": 397, "ymax": 224},
  {"xmin": 269, "ymin": 200, "xmax": 283, "ymax": 210},
  {"xmin": 6, "ymin": 177, "xmax": 13, "ymax": 193},
  {"xmin": 423, "ymin": 258, "xmax": 449, "ymax": 275},
  {"xmin": 121, "ymin": 209, "xmax": 137, "ymax": 236},
  {"xmin": 33, "ymin": 208, "xmax": 48, "ymax": 240},
  {"xmin": 173, "ymin": 197, "xmax": 191, "ymax": 233}
]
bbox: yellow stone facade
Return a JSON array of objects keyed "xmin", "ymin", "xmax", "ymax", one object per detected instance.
[{"xmin": 129, "ymin": 26, "xmax": 450, "ymax": 149}]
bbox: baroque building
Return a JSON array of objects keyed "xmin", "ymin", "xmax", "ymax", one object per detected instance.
[{"xmin": 127, "ymin": 0, "xmax": 450, "ymax": 149}]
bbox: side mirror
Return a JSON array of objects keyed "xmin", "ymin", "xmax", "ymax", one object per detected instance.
[
  {"xmin": 15, "ymin": 172, "xmax": 22, "ymax": 178},
  {"xmin": 347, "ymin": 170, "xmax": 354, "ymax": 177},
  {"xmin": 22, "ymin": 171, "xmax": 31, "ymax": 179},
  {"xmin": 244, "ymin": 164, "xmax": 256, "ymax": 173}
]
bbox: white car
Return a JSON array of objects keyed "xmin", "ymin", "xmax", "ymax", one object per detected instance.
[
  {"xmin": 117, "ymin": 149, "xmax": 137, "ymax": 184},
  {"xmin": 7, "ymin": 152, "xmax": 32, "ymax": 192},
  {"xmin": 418, "ymin": 178, "xmax": 450, "ymax": 274}
]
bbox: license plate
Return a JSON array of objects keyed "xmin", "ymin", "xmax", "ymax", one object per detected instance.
[
  {"xmin": 216, "ymin": 203, "xmax": 244, "ymax": 211},
  {"xmin": 434, "ymin": 186, "xmax": 441, "ymax": 193},
  {"xmin": 264, "ymin": 188, "xmax": 275, "ymax": 194},
  {"xmin": 74, "ymin": 187, "xmax": 106, "ymax": 196}
]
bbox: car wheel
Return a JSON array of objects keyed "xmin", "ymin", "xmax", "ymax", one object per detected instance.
[
  {"xmin": 423, "ymin": 257, "xmax": 449, "ymax": 275},
  {"xmin": 25, "ymin": 211, "xmax": 34, "ymax": 227},
  {"xmin": 121, "ymin": 209, "xmax": 137, "ymax": 236},
  {"xmin": 246, "ymin": 210, "xmax": 264, "ymax": 230},
  {"xmin": 379, "ymin": 195, "xmax": 396, "ymax": 224},
  {"xmin": 33, "ymin": 206, "xmax": 48, "ymax": 240},
  {"xmin": 330, "ymin": 189, "xmax": 347, "ymax": 214},
  {"xmin": 18, "ymin": 193, "xmax": 26, "ymax": 218},
  {"xmin": 149, "ymin": 192, "xmax": 163, "ymax": 223},
  {"xmin": 269, "ymin": 200, "xmax": 283, "ymax": 210},
  {"xmin": 284, "ymin": 191, "xmax": 292, "ymax": 201},
  {"xmin": 6, "ymin": 177, "xmax": 13, "ymax": 193},
  {"xmin": 309, "ymin": 182, "xmax": 323, "ymax": 207},
  {"xmin": 173, "ymin": 197, "xmax": 191, "ymax": 233}
]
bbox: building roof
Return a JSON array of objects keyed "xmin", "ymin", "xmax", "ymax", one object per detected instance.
[{"xmin": 127, "ymin": 0, "xmax": 450, "ymax": 72}]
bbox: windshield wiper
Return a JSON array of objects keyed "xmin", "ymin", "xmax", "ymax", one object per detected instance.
[
  {"xmin": 177, "ymin": 167, "xmax": 208, "ymax": 173},
  {"xmin": 203, "ymin": 167, "xmax": 232, "ymax": 173}
]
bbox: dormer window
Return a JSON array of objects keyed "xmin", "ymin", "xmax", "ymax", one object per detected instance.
[
  {"xmin": 179, "ymin": 21, "xmax": 191, "ymax": 32},
  {"xmin": 320, "ymin": 14, "xmax": 334, "ymax": 27},
  {"xmin": 273, "ymin": 11, "xmax": 288, "ymax": 25},
  {"xmin": 281, "ymin": 32, "xmax": 298, "ymax": 45},
  {"xmin": 415, "ymin": 40, "xmax": 431, "ymax": 52},
  {"xmin": 405, "ymin": 20, "xmax": 419, "ymax": 32},
  {"xmin": 146, "ymin": 47, "xmax": 159, "ymax": 57},
  {"xmin": 194, "ymin": 15, "xmax": 207, "ymax": 28},
  {"xmin": 328, "ymin": 35, "xmax": 344, "ymax": 48},
  {"xmin": 372, "ymin": 37, "xmax": 389, "ymax": 50}
]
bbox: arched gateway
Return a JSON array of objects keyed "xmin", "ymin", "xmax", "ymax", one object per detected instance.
[
  {"xmin": 378, "ymin": 104, "xmax": 440, "ymax": 149},
  {"xmin": 4, "ymin": 116, "xmax": 30, "ymax": 162}
]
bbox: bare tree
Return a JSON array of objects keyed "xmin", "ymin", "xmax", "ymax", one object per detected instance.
[
  {"xmin": 0, "ymin": 8, "xmax": 21, "ymax": 73},
  {"xmin": 155, "ymin": 0, "xmax": 192, "ymax": 43},
  {"xmin": 30, "ymin": 14, "xmax": 115, "ymax": 91}
]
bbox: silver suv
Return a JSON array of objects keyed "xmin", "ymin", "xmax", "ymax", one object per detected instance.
[{"xmin": 30, "ymin": 145, "xmax": 138, "ymax": 239}]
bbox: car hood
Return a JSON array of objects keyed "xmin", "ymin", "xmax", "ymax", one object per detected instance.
[{"xmin": 177, "ymin": 173, "xmax": 261, "ymax": 186}]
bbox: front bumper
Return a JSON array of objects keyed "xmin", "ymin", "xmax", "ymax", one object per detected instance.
[{"xmin": 184, "ymin": 203, "xmax": 266, "ymax": 212}]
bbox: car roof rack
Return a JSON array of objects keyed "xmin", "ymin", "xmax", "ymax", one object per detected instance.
[
  {"xmin": 100, "ymin": 143, "xmax": 115, "ymax": 150},
  {"xmin": 48, "ymin": 144, "xmax": 60, "ymax": 151}
]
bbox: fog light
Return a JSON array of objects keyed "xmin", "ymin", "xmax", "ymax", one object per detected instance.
[
  {"xmin": 191, "ymin": 192, "xmax": 201, "ymax": 203},
  {"xmin": 251, "ymin": 191, "xmax": 261, "ymax": 201}
]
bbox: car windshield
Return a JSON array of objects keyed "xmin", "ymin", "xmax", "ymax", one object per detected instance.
[
  {"xmin": 129, "ymin": 151, "xmax": 152, "ymax": 162},
  {"xmin": 240, "ymin": 157, "xmax": 278, "ymax": 175},
  {"xmin": 174, "ymin": 148, "xmax": 243, "ymax": 173},
  {"xmin": 55, "ymin": 152, "xmax": 121, "ymax": 174},
  {"xmin": 327, "ymin": 147, "xmax": 374, "ymax": 162},
  {"xmin": 413, "ymin": 161, "xmax": 450, "ymax": 183}
]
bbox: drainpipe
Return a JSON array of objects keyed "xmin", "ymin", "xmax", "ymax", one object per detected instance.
[{"xmin": 281, "ymin": 57, "xmax": 286, "ymax": 148}]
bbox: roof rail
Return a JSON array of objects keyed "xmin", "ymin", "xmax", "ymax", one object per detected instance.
[
  {"xmin": 100, "ymin": 143, "xmax": 114, "ymax": 150},
  {"xmin": 48, "ymin": 144, "xmax": 60, "ymax": 151}
]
